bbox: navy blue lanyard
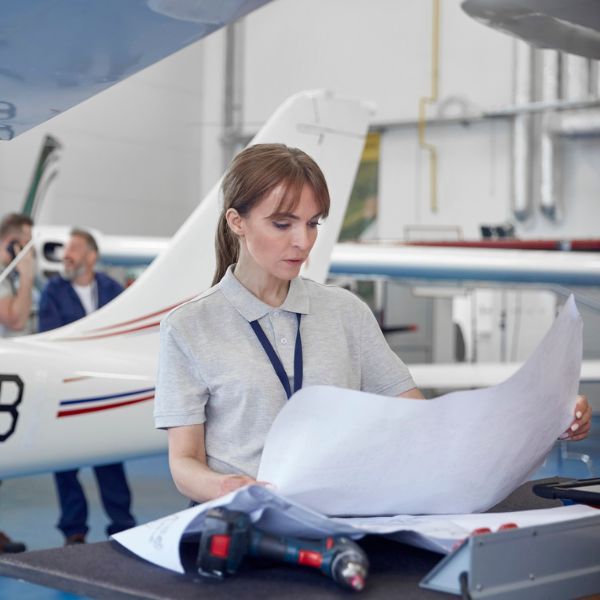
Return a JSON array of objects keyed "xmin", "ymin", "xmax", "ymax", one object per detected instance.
[{"xmin": 249, "ymin": 313, "xmax": 303, "ymax": 399}]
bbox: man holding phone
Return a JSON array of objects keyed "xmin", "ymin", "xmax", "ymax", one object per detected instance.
[
  {"xmin": 0, "ymin": 212, "xmax": 35, "ymax": 554},
  {"xmin": 0, "ymin": 213, "xmax": 35, "ymax": 337}
]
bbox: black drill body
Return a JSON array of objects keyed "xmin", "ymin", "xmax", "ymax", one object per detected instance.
[{"xmin": 195, "ymin": 507, "xmax": 369, "ymax": 591}]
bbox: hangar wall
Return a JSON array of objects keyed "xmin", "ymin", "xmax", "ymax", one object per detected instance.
[{"xmin": 0, "ymin": 0, "xmax": 598, "ymax": 246}]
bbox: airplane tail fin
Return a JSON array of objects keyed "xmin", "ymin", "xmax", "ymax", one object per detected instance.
[{"xmin": 34, "ymin": 91, "xmax": 373, "ymax": 344}]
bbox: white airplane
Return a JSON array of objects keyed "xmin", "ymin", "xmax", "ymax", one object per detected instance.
[{"xmin": 0, "ymin": 90, "xmax": 372, "ymax": 479}]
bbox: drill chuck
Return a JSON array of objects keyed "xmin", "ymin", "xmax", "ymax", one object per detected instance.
[{"xmin": 331, "ymin": 542, "xmax": 368, "ymax": 591}]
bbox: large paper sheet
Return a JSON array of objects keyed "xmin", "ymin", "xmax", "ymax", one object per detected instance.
[
  {"xmin": 112, "ymin": 484, "xmax": 597, "ymax": 572},
  {"xmin": 257, "ymin": 296, "xmax": 582, "ymax": 515}
]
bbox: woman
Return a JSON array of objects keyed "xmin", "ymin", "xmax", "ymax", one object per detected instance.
[{"xmin": 154, "ymin": 144, "xmax": 591, "ymax": 504}]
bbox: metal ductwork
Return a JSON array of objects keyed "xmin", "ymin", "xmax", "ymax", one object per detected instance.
[
  {"xmin": 538, "ymin": 53, "xmax": 600, "ymax": 222},
  {"xmin": 539, "ymin": 50, "xmax": 562, "ymax": 221},
  {"xmin": 558, "ymin": 111, "xmax": 600, "ymax": 136},
  {"xmin": 511, "ymin": 40, "xmax": 533, "ymax": 222}
]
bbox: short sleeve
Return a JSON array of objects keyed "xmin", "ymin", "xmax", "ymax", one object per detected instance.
[
  {"xmin": 154, "ymin": 317, "xmax": 209, "ymax": 428},
  {"xmin": 358, "ymin": 300, "xmax": 416, "ymax": 396}
]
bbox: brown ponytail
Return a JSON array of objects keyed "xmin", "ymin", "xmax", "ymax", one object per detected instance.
[
  {"xmin": 211, "ymin": 143, "xmax": 330, "ymax": 285},
  {"xmin": 213, "ymin": 212, "xmax": 239, "ymax": 285}
]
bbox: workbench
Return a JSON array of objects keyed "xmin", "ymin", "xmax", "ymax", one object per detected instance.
[{"xmin": 0, "ymin": 481, "xmax": 565, "ymax": 599}]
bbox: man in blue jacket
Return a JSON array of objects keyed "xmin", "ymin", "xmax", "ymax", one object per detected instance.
[{"xmin": 39, "ymin": 228, "xmax": 136, "ymax": 544}]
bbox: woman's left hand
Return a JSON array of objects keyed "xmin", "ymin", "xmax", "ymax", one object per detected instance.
[{"xmin": 561, "ymin": 395, "xmax": 592, "ymax": 441}]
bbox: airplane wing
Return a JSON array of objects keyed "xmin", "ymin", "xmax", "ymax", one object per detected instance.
[
  {"xmin": 462, "ymin": 0, "xmax": 600, "ymax": 59},
  {"xmin": 32, "ymin": 232, "xmax": 600, "ymax": 288},
  {"xmin": 329, "ymin": 242, "xmax": 600, "ymax": 287},
  {"xmin": 0, "ymin": 0, "xmax": 274, "ymax": 139},
  {"xmin": 410, "ymin": 359, "xmax": 600, "ymax": 390}
]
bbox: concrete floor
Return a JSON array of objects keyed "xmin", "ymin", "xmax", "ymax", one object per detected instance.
[{"xmin": 0, "ymin": 418, "xmax": 598, "ymax": 599}]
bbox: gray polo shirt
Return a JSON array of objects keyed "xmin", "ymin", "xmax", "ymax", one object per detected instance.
[{"xmin": 154, "ymin": 266, "xmax": 416, "ymax": 478}]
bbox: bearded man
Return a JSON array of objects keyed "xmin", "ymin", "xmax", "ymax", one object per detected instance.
[{"xmin": 38, "ymin": 228, "xmax": 136, "ymax": 545}]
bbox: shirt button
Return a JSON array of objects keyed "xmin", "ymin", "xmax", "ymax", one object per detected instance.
[
  {"xmin": 273, "ymin": 311, "xmax": 279, "ymax": 318},
  {"xmin": 280, "ymin": 337, "xmax": 287, "ymax": 344}
]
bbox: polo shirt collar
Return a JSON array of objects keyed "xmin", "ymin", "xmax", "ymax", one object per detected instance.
[{"xmin": 219, "ymin": 265, "xmax": 310, "ymax": 322}]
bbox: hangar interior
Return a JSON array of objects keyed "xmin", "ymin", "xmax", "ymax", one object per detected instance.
[{"xmin": 0, "ymin": 0, "xmax": 599, "ymax": 598}]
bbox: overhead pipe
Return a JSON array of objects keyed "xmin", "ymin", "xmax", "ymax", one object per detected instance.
[
  {"xmin": 539, "ymin": 53, "xmax": 599, "ymax": 222},
  {"xmin": 565, "ymin": 54, "xmax": 591, "ymax": 100},
  {"xmin": 487, "ymin": 97, "xmax": 600, "ymax": 117},
  {"xmin": 417, "ymin": 0, "xmax": 441, "ymax": 213},
  {"xmin": 222, "ymin": 21, "xmax": 245, "ymax": 170},
  {"xmin": 591, "ymin": 59, "xmax": 600, "ymax": 98},
  {"xmin": 511, "ymin": 40, "xmax": 533, "ymax": 222},
  {"xmin": 539, "ymin": 50, "xmax": 562, "ymax": 221},
  {"xmin": 558, "ymin": 111, "xmax": 600, "ymax": 136}
]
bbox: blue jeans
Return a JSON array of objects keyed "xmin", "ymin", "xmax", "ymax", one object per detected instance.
[{"xmin": 54, "ymin": 463, "xmax": 136, "ymax": 538}]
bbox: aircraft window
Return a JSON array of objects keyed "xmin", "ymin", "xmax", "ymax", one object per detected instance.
[{"xmin": 43, "ymin": 242, "xmax": 65, "ymax": 262}]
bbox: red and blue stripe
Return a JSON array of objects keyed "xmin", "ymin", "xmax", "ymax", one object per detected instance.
[{"xmin": 57, "ymin": 387, "xmax": 155, "ymax": 418}]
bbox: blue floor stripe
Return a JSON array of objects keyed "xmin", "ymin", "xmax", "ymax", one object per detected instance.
[{"xmin": 0, "ymin": 577, "xmax": 81, "ymax": 600}]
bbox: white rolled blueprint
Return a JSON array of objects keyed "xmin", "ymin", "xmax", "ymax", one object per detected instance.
[{"xmin": 257, "ymin": 296, "xmax": 582, "ymax": 515}]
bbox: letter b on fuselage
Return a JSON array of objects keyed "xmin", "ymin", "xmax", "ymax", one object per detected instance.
[{"xmin": 0, "ymin": 375, "xmax": 24, "ymax": 442}]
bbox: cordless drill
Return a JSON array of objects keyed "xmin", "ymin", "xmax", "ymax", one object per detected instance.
[{"xmin": 195, "ymin": 507, "xmax": 369, "ymax": 591}]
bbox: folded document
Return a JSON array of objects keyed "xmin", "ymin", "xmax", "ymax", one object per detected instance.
[{"xmin": 112, "ymin": 485, "xmax": 597, "ymax": 573}]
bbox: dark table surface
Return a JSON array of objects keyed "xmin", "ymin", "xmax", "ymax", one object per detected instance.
[{"xmin": 0, "ymin": 480, "xmax": 562, "ymax": 599}]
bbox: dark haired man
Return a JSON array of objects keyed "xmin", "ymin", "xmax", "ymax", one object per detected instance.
[
  {"xmin": 39, "ymin": 228, "xmax": 136, "ymax": 545},
  {"xmin": 0, "ymin": 213, "xmax": 35, "ymax": 337}
]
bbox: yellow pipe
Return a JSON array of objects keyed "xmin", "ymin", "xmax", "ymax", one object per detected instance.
[{"xmin": 418, "ymin": 0, "xmax": 441, "ymax": 212}]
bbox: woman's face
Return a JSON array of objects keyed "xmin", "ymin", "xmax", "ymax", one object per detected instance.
[{"xmin": 231, "ymin": 183, "xmax": 323, "ymax": 282}]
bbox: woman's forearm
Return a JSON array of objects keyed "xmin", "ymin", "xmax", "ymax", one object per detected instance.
[{"xmin": 169, "ymin": 454, "xmax": 256, "ymax": 503}]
